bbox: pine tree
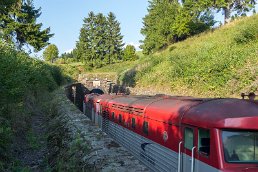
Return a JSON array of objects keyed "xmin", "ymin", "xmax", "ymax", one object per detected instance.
[
  {"xmin": 87, "ymin": 12, "xmax": 96, "ymax": 66},
  {"xmin": 94, "ymin": 13, "xmax": 107, "ymax": 67},
  {"xmin": 74, "ymin": 11, "xmax": 95, "ymax": 65},
  {"xmin": 74, "ymin": 29, "xmax": 86, "ymax": 62},
  {"xmin": 75, "ymin": 27, "xmax": 90, "ymax": 63},
  {"xmin": 0, "ymin": 0, "xmax": 53, "ymax": 51},
  {"xmin": 106, "ymin": 12, "xmax": 124, "ymax": 64},
  {"xmin": 75, "ymin": 11, "xmax": 124, "ymax": 67}
]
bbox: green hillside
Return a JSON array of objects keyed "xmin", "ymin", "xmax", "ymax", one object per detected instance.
[{"xmin": 82, "ymin": 15, "xmax": 258, "ymax": 98}]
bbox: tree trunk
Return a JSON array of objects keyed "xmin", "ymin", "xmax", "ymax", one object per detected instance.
[{"xmin": 224, "ymin": 5, "xmax": 231, "ymax": 24}]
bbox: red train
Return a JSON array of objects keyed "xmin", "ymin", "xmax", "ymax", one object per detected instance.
[{"xmin": 83, "ymin": 93, "xmax": 258, "ymax": 172}]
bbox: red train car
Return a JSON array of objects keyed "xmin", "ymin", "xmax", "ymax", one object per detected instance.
[{"xmin": 83, "ymin": 93, "xmax": 258, "ymax": 172}]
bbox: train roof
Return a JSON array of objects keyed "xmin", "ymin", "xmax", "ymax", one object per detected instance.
[
  {"xmin": 184, "ymin": 98, "xmax": 258, "ymax": 129},
  {"xmin": 96, "ymin": 94, "xmax": 258, "ymax": 129},
  {"xmin": 143, "ymin": 98, "xmax": 201, "ymax": 124}
]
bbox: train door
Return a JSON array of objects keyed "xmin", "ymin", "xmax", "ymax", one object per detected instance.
[{"xmin": 182, "ymin": 126, "xmax": 197, "ymax": 172}]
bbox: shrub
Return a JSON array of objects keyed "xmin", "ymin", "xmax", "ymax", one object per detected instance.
[
  {"xmin": 234, "ymin": 25, "xmax": 257, "ymax": 44},
  {"xmin": 0, "ymin": 40, "xmax": 67, "ymax": 170}
]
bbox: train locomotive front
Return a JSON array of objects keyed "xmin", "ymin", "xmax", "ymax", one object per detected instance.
[{"xmin": 83, "ymin": 93, "xmax": 258, "ymax": 172}]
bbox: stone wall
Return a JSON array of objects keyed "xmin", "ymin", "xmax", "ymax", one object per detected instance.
[
  {"xmin": 78, "ymin": 73, "xmax": 118, "ymax": 93},
  {"xmin": 78, "ymin": 73, "xmax": 131, "ymax": 95},
  {"xmin": 48, "ymin": 88, "xmax": 148, "ymax": 171}
]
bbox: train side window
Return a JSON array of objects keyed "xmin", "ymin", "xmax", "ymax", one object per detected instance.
[
  {"xmin": 184, "ymin": 127, "xmax": 194, "ymax": 150},
  {"xmin": 119, "ymin": 114, "xmax": 122, "ymax": 123},
  {"xmin": 132, "ymin": 118, "xmax": 136, "ymax": 129},
  {"xmin": 143, "ymin": 121, "xmax": 148, "ymax": 135},
  {"xmin": 198, "ymin": 128, "xmax": 210, "ymax": 156},
  {"xmin": 112, "ymin": 112, "xmax": 115, "ymax": 120}
]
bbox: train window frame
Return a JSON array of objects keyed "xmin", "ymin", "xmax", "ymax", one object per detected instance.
[
  {"xmin": 222, "ymin": 130, "xmax": 258, "ymax": 164},
  {"xmin": 184, "ymin": 127, "xmax": 194, "ymax": 150},
  {"xmin": 119, "ymin": 114, "xmax": 122, "ymax": 123},
  {"xmin": 111, "ymin": 112, "xmax": 115, "ymax": 120},
  {"xmin": 132, "ymin": 118, "xmax": 136, "ymax": 129},
  {"xmin": 198, "ymin": 128, "xmax": 210, "ymax": 157},
  {"xmin": 143, "ymin": 121, "xmax": 148, "ymax": 135}
]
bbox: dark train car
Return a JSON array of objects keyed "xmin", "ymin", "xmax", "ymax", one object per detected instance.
[{"xmin": 83, "ymin": 93, "xmax": 258, "ymax": 172}]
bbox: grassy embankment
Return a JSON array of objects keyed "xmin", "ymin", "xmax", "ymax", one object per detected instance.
[
  {"xmin": 0, "ymin": 41, "xmax": 68, "ymax": 170},
  {"xmin": 77, "ymin": 15, "xmax": 258, "ymax": 98}
]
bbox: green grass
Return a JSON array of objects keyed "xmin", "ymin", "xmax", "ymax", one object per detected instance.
[
  {"xmin": 134, "ymin": 15, "xmax": 258, "ymax": 97},
  {"xmin": 116, "ymin": 15, "xmax": 258, "ymax": 98}
]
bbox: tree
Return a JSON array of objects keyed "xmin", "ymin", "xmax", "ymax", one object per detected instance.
[
  {"xmin": 60, "ymin": 51, "xmax": 73, "ymax": 59},
  {"xmin": 177, "ymin": 1, "xmax": 216, "ymax": 36},
  {"xmin": 93, "ymin": 13, "xmax": 108, "ymax": 67},
  {"xmin": 123, "ymin": 45, "xmax": 138, "ymax": 61},
  {"xmin": 185, "ymin": 0, "xmax": 257, "ymax": 24},
  {"xmin": 0, "ymin": 0, "xmax": 53, "ymax": 51},
  {"xmin": 141, "ymin": 0, "xmax": 178, "ymax": 54},
  {"xmin": 74, "ymin": 11, "xmax": 95, "ymax": 65},
  {"xmin": 219, "ymin": 0, "xmax": 256, "ymax": 23},
  {"xmin": 140, "ymin": 0, "xmax": 215, "ymax": 54},
  {"xmin": 74, "ymin": 11, "xmax": 124, "ymax": 67},
  {"xmin": 74, "ymin": 28, "xmax": 91, "ymax": 63},
  {"xmin": 106, "ymin": 12, "xmax": 124, "ymax": 64},
  {"xmin": 43, "ymin": 44, "xmax": 59, "ymax": 63}
]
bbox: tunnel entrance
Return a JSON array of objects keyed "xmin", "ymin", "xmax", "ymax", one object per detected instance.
[{"xmin": 90, "ymin": 88, "xmax": 105, "ymax": 94}]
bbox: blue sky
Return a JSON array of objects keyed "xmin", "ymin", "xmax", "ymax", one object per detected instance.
[
  {"xmin": 34, "ymin": 1, "xmax": 257, "ymax": 57},
  {"xmin": 34, "ymin": 0, "xmax": 149, "ymax": 57}
]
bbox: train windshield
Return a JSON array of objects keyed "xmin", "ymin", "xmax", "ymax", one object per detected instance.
[{"xmin": 222, "ymin": 130, "xmax": 258, "ymax": 163}]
